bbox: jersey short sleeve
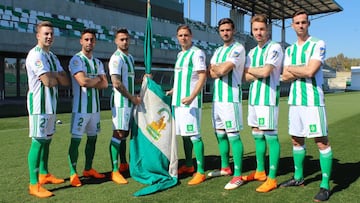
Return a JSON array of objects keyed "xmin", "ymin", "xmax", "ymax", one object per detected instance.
[
  {"xmin": 192, "ymin": 49, "xmax": 207, "ymax": 72},
  {"xmin": 69, "ymin": 55, "xmax": 84, "ymax": 76},
  {"xmin": 28, "ymin": 50, "xmax": 50, "ymax": 77},
  {"xmin": 109, "ymin": 54, "xmax": 124, "ymax": 76},
  {"xmin": 227, "ymin": 44, "xmax": 245, "ymax": 68},
  {"xmin": 245, "ymin": 54, "xmax": 251, "ymax": 68},
  {"xmin": 310, "ymin": 40, "xmax": 326, "ymax": 63},
  {"xmin": 265, "ymin": 43, "xmax": 283, "ymax": 68}
]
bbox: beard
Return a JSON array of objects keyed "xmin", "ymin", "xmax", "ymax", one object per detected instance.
[
  {"xmin": 84, "ymin": 46, "xmax": 93, "ymax": 53},
  {"xmin": 120, "ymin": 45, "xmax": 129, "ymax": 52},
  {"xmin": 223, "ymin": 37, "xmax": 233, "ymax": 44}
]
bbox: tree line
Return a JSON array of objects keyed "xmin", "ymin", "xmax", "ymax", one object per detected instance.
[{"xmin": 326, "ymin": 54, "xmax": 360, "ymax": 71}]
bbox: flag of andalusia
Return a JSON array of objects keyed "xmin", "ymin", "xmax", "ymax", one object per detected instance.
[{"xmin": 130, "ymin": 77, "xmax": 178, "ymax": 196}]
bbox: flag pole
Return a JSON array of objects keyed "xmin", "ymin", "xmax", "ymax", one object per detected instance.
[{"xmin": 144, "ymin": 0, "xmax": 152, "ymax": 74}]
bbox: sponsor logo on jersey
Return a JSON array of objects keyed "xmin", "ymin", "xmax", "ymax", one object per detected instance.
[
  {"xmin": 320, "ymin": 47, "xmax": 326, "ymax": 57},
  {"xmin": 232, "ymin": 51, "xmax": 240, "ymax": 57},
  {"xmin": 271, "ymin": 50, "xmax": 279, "ymax": 60},
  {"xmin": 199, "ymin": 55, "xmax": 205, "ymax": 63}
]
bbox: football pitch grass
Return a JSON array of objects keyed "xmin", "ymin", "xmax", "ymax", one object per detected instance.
[{"xmin": 0, "ymin": 92, "xmax": 359, "ymax": 202}]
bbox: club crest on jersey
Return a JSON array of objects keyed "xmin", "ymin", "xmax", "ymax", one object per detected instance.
[{"xmin": 35, "ymin": 60, "xmax": 43, "ymax": 68}]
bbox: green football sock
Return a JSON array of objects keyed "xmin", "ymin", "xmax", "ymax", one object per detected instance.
[
  {"xmin": 28, "ymin": 138, "xmax": 45, "ymax": 184},
  {"xmin": 192, "ymin": 137, "xmax": 205, "ymax": 174},
  {"xmin": 85, "ymin": 136, "xmax": 97, "ymax": 170},
  {"xmin": 253, "ymin": 132, "xmax": 266, "ymax": 172},
  {"xmin": 182, "ymin": 136, "xmax": 193, "ymax": 167},
  {"xmin": 110, "ymin": 138, "xmax": 120, "ymax": 172},
  {"xmin": 119, "ymin": 138, "xmax": 127, "ymax": 164},
  {"xmin": 265, "ymin": 134, "xmax": 280, "ymax": 179},
  {"xmin": 319, "ymin": 148, "xmax": 333, "ymax": 190},
  {"xmin": 215, "ymin": 131, "xmax": 230, "ymax": 168},
  {"xmin": 228, "ymin": 133, "xmax": 243, "ymax": 177},
  {"xmin": 39, "ymin": 138, "xmax": 51, "ymax": 175},
  {"xmin": 68, "ymin": 137, "xmax": 81, "ymax": 176},
  {"xmin": 293, "ymin": 146, "xmax": 306, "ymax": 180}
]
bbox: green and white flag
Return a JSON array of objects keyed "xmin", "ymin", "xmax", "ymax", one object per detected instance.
[
  {"xmin": 130, "ymin": 77, "xmax": 178, "ymax": 196},
  {"xmin": 129, "ymin": 0, "xmax": 177, "ymax": 196}
]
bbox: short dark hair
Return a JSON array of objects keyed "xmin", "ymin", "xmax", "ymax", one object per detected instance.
[
  {"xmin": 292, "ymin": 9, "xmax": 308, "ymax": 19},
  {"xmin": 36, "ymin": 21, "xmax": 53, "ymax": 33},
  {"xmin": 176, "ymin": 24, "xmax": 192, "ymax": 35},
  {"xmin": 217, "ymin": 18, "xmax": 234, "ymax": 29},
  {"xmin": 116, "ymin": 28, "xmax": 129, "ymax": 35},
  {"xmin": 81, "ymin": 28, "xmax": 96, "ymax": 38}
]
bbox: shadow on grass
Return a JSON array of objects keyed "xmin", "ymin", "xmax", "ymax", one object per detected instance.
[
  {"xmin": 275, "ymin": 156, "xmax": 360, "ymax": 199},
  {"xmin": 49, "ymin": 171, "xmax": 126, "ymax": 192},
  {"xmin": 50, "ymin": 155, "xmax": 359, "ymax": 195},
  {"xmin": 329, "ymin": 159, "xmax": 360, "ymax": 194},
  {"xmin": 178, "ymin": 155, "xmax": 360, "ymax": 197}
]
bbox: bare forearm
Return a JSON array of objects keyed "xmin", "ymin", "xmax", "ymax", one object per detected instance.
[
  {"xmin": 211, "ymin": 64, "xmax": 226, "ymax": 77},
  {"xmin": 56, "ymin": 71, "xmax": 70, "ymax": 86},
  {"xmin": 114, "ymin": 82, "xmax": 134, "ymax": 101},
  {"xmin": 244, "ymin": 68, "xmax": 256, "ymax": 82},
  {"xmin": 80, "ymin": 77, "xmax": 101, "ymax": 87},
  {"xmin": 287, "ymin": 65, "xmax": 315, "ymax": 78},
  {"xmin": 40, "ymin": 72, "xmax": 58, "ymax": 87},
  {"xmin": 190, "ymin": 73, "xmax": 206, "ymax": 99},
  {"xmin": 209, "ymin": 68, "xmax": 219, "ymax": 79},
  {"xmin": 94, "ymin": 75, "xmax": 108, "ymax": 89},
  {"xmin": 181, "ymin": 72, "xmax": 206, "ymax": 105},
  {"xmin": 282, "ymin": 67, "xmax": 296, "ymax": 82}
]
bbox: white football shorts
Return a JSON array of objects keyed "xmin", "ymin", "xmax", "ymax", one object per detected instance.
[
  {"xmin": 288, "ymin": 105, "xmax": 328, "ymax": 138},
  {"xmin": 71, "ymin": 112, "xmax": 101, "ymax": 137},
  {"xmin": 212, "ymin": 102, "xmax": 243, "ymax": 133}
]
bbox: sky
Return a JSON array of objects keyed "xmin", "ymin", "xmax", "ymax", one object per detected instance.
[{"xmin": 183, "ymin": 0, "xmax": 360, "ymax": 59}]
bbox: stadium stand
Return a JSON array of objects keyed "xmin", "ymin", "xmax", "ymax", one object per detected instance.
[
  {"xmin": 0, "ymin": 3, "xmax": 226, "ymax": 53},
  {"xmin": 0, "ymin": 0, "xmax": 271, "ymax": 117}
]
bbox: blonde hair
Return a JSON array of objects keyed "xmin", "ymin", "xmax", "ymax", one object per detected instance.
[{"xmin": 36, "ymin": 21, "xmax": 53, "ymax": 33}]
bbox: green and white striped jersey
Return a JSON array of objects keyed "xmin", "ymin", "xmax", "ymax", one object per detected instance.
[
  {"xmin": 172, "ymin": 46, "xmax": 206, "ymax": 108},
  {"xmin": 109, "ymin": 49, "xmax": 135, "ymax": 108},
  {"xmin": 69, "ymin": 52, "xmax": 105, "ymax": 113},
  {"xmin": 210, "ymin": 41, "xmax": 245, "ymax": 103},
  {"xmin": 26, "ymin": 45, "xmax": 64, "ymax": 115},
  {"xmin": 284, "ymin": 37, "xmax": 326, "ymax": 106},
  {"xmin": 245, "ymin": 41, "xmax": 283, "ymax": 106}
]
